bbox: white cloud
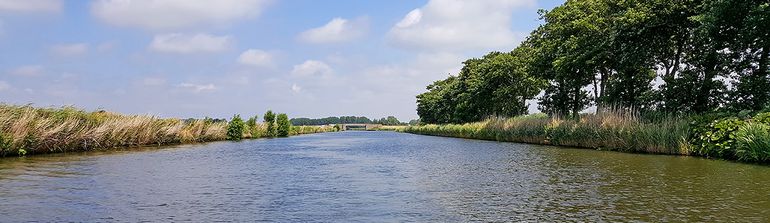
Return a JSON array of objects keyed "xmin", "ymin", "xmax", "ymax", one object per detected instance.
[
  {"xmin": 150, "ymin": 33, "xmax": 232, "ymax": 53},
  {"xmin": 291, "ymin": 83, "xmax": 301, "ymax": 93},
  {"xmin": 0, "ymin": 81, "xmax": 9, "ymax": 91},
  {"xmin": 291, "ymin": 60, "xmax": 333, "ymax": 78},
  {"xmin": 237, "ymin": 49, "xmax": 273, "ymax": 67},
  {"xmin": 91, "ymin": 0, "xmax": 269, "ymax": 30},
  {"xmin": 9, "ymin": 65, "xmax": 44, "ymax": 76},
  {"xmin": 388, "ymin": 0, "xmax": 535, "ymax": 52},
  {"xmin": 298, "ymin": 17, "xmax": 368, "ymax": 44},
  {"xmin": 0, "ymin": 0, "xmax": 61, "ymax": 13},
  {"xmin": 178, "ymin": 82, "xmax": 216, "ymax": 92},
  {"xmin": 50, "ymin": 43, "xmax": 89, "ymax": 56}
]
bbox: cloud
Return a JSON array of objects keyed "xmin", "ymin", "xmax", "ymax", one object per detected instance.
[
  {"xmin": 50, "ymin": 43, "xmax": 89, "ymax": 56},
  {"xmin": 149, "ymin": 33, "xmax": 232, "ymax": 53},
  {"xmin": 291, "ymin": 83, "xmax": 301, "ymax": 93},
  {"xmin": 9, "ymin": 65, "xmax": 44, "ymax": 77},
  {"xmin": 0, "ymin": 0, "xmax": 61, "ymax": 13},
  {"xmin": 178, "ymin": 82, "xmax": 216, "ymax": 92},
  {"xmin": 91, "ymin": 0, "xmax": 269, "ymax": 30},
  {"xmin": 0, "ymin": 81, "xmax": 8, "ymax": 91},
  {"xmin": 388, "ymin": 0, "xmax": 535, "ymax": 52},
  {"xmin": 298, "ymin": 17, "xmax": 368, "ymax": 44},
  {"xmin": 291, "ymin": 60, "xmax": 333, "ymax": 78},
  {"xmin": 237, "ymin": 49, "xmax": 273, "ymax": 67}
]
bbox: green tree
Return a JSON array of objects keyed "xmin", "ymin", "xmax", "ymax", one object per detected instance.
[
  {"xmin": 245, "ymin": 115, "xmax": 258, "ymax": 138},
  {"xmin": 226, "ymin": 114, "xmax": 244, "ymax": 140},
  {"xmin": 276, "ymin": 113, "xmax": 291, "ymax": 137},
  {"xmin": 264, "ymin": 110, "xmax": 276, "ymax": 137}
]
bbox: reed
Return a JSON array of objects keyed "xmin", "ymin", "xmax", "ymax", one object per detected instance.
[
  {"xmin": 0, "ymin": 104, "xmax": 226, "ymax": 156},
  {"xmin": 403, "ymin": 109, "xmax": 692, "ymax": 155}
]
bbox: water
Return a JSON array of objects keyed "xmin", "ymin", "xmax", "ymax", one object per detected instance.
[{"xmin": 1, "ymin": 131, "xmax": 769, "ymax": 222}]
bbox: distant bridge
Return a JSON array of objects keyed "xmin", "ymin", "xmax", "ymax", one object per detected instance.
[{"xmin": 340, "ymin": 124, "xmax": 382, "ymax": 131}]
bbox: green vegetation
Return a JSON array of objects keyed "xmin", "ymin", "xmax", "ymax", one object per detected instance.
[
  {"xmin": 226, "ymin": 115, "xmax": 245, "ymax": 140},
  {"xmin": 405, "ymin": 110, "xmax": 691, "ymax": 155},
  {"xmin": 245, "ymin": 115, "xmax": 261, "ymax": 138},
  {"xmin": 264, "ymin": 110, "xmax": 277, "ymax": 137},
  {"xmin": 0, "ymin": 104, "xmax": 227, "ymax": 156},
  {"xmin": 0, "ymin": 104, "xmax": 337, "ymax": 156},
  {"xmin": 291, "ymin": 115, "xmax": 406, "ymax": 126},
  {"xmin": 276, "ymin": 113, "xmax": 291, "ymax": 137},
  {"xmin": 411, "ymin": 0, "xmax": 769, "ymax": 164}
]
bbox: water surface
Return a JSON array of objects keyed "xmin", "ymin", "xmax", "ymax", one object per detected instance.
[{"xmin": 1, "ymin": 131, "xmax": 768, "ymax": 222}]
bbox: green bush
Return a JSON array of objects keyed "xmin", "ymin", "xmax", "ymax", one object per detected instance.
[
  {"xmin": 264, "ymin": 110, "xmax": 276, "ymax": 137},
  {"xmin": 753, "ymin": 112, "xmax": 770, "ymax": 125},
  {"xmin": 227, "ymin": 114, "xmax": 244, "ymax": 140},
  {"xmin": 276, "ymin": 113, "xmax": 291, "ymax": 137},
  {"xmin": 734, "ymin": 123, "xmax": 770, "ymax": 162},
  {"xmin": 693, "ymin": 117, "xmax": 745, "ymax": 159}
]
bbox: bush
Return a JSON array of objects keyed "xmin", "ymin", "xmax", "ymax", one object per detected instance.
[
  {"xmin": 264, "ymin": 110, "xmax": 276, "ymax": 137},
  {"xmin": 226, "ymin": 114, "xmax": 244, "ymax": 140},
  {"xmin": 734, "ymin": 123, "xmax": 770, "ymax": 162},
  {"xmin": 753, "ymin": 112, "xmax": 770, "ymax": 125},
  {"xmin": 693, "ymin": 117, "xmax": 745, "ymax": 159},
  {"xmin": 276, "ymin": 113, "xmax": 291, "ymax": 137}
]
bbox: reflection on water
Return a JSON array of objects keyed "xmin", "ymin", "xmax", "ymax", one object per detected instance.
[{"xmin": 1, "ymin": 131, "xmax": 769, "ymax": 222}]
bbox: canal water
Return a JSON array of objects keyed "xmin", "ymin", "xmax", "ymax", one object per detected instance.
[{"xmin": 1, "ymin": 131, "xmax": 768, "ymax": 222}]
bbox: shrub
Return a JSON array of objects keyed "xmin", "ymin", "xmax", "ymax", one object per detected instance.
[
  {"xmin": 734, "ymin": 123, "xmax": 770, "ymax": 162},
  {"xmin": 264, "ymin": 110, "xmax": 276, "ymax": 137},
  {"xmin": 753, "ymin": 112, "xmax": 770, "ymax": 125},
  {"xmin": 693, "ymin": 117, "xmax": 745, "ymax": 159},
  {"xmin": 226, "ymin": 115, "xmax": 244, "ymax": 140},
  {"xmin": 276, "ymin": 113, "xmax": 291, "ymax": 137}
]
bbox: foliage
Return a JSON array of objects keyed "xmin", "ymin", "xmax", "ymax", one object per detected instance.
[
  {"xmin": 226, "ymin": 114, "xmax": 245, "ymax": 141},
  {"xmin": 693, "ymin": 117, "xmax": 746, "ymax": 159},
  {"xmin": 404, "ymin": 110, "xmax": 691, "ymax": 155},
  {"xmin": 734, "ymin": 123, "xmax": 770, "ymax": 162},
  {"xmin": 276, "ymin": 113, "xmax": 291, "ymax": 137},
  {"xmin": 416, "ymin": 50, "xmax": 546, "ymax": 124},
  {"xmin": 245, "ymin": 115, "xmax": 260, "ymax": 138},
  {"xmin": 264, "ymin": 110, "xmax": 276, "ymax": 137},
  {"xmin": 753, "ymin": 112, "xmax": 770, "ymax": 125}
]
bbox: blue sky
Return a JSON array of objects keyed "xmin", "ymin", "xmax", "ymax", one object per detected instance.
[{"xmin": 0, "ymin": 0, "xmax": 562, "ymax": 121}]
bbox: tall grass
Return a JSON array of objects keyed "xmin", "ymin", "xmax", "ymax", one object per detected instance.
[
  {"xmin": 290, "ymin": 125, "xmax": 337, "ymax": 135},
  {"xmin": 403, "ymin": 109, "xmax": 692, "ymax": 155},
  {"xmin": 0, "ymin": 104, "xmax": 228, "ymax": 156}
]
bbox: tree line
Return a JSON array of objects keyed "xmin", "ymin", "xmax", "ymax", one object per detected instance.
[
  {"xmin": 291, "ymin": 116, "xmax": 411, "ymax": 126},
  {"xmin": 417, "ymin": 0, "xmax": 769, "ymax": 124}
]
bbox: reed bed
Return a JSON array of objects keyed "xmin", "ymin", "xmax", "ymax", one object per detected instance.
[
  {"xmin": 403, "ymin": 110, "xmax": 692, "ymax": 155},
  {"xmin": 372, "ymin": 125, "xmax": 408, "ymax": 131},
  {"xmin": 0, "ymin": 105, "xmax": 228, "ymax": 156},
  {"xmin": 290, "ymin": 125, "xmax": 337, "ymax": 135}
]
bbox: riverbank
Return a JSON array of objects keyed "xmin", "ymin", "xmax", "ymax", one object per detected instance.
[
  {"xmin": 0, "ymin": 105, "xmax": 336, "ymax": 156},
  {"xmin": 402, "ymin": 111, "xmax": 770, "ymax": 164}
]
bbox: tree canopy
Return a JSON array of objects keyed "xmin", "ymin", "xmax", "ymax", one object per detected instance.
[{"xmin": 416, "ymin": 0, "xmax": 769, "ymax": 123}]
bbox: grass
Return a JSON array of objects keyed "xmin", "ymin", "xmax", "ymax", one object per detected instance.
[
  {"xmin": 372, "ymin": 125, "xmax": 408, "ymax": 131},
  {"xmin": 402, "ymin": 109, "xmax": 692, "ymax": 155},
  {"xmin": 0, "ymin": 104, "xmax": 336, "ymax": 156}
]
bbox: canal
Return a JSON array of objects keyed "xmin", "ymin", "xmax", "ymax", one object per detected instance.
[{"xmin": 0, "ymin": 131, "xmax": 768, "ymax": 222}]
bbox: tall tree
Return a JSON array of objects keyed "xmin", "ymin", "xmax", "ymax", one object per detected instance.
[
  {"xmin": 263, "ymin": 110, "xmax": 276, "ymax": 137},
  {"xmin": 276, "ymin": 113, "xmax": 291, "ymax": 137}
]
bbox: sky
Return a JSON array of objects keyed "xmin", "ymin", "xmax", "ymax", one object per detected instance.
[{"xmin": 0, "ymin": 0, "xmax": 563, "ymax": 121}]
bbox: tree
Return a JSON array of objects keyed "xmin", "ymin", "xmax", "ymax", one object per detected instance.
[
  {"xmin": 264, "ymin": 110, "xmax": 276, "ymax": 137},
  {"xmin": 226, "ymin": 114, "xmax": 244, "ymax": 140},
  {"xmin": 245, "ymin": 115, "xmax": 258, "ymax": 138},
  {"xmin": 276, "ymin": 113, "xmax": 291, "ymax": 137}
]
